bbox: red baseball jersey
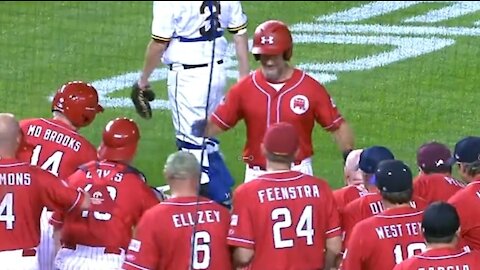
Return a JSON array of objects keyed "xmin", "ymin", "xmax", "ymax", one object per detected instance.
[
  {"xmin": 18, "ymin": 118, "xmax": 97, "ymax": 178},
  {"xmin": 333, "ymin": 185, "xmax": 369, "ymax": 213},
  {"xmin": 50, "ymin": 160, "xmax": 160, "ymax": 250},
  {"xmin": 211, "ymin": 69, "xmax": 344, "ymax": 169},
  {"xmin": 122, "ymin": 196, "xmax": 231, "ymax": 270},
  {"xmin": 0, "ymin": 159, "xmax": 85, "ymax": 251},
  {"xmin": 413, "ymin": 173, "xmax": 465, "ymax": 204},
  {"xmin": 393, "ymin": 247, "xmax": 480, "ymax": 270},
  {"xmin": 341, "ymin": 206, "xmax": 426, "ymax": 270},
  {"xmin": 342, "ymin": 193, "xmax": 428, "ymax": 246},
  {"xmin": 227, "ymin": 171, "xmax": 341, "ymax": 270},
  {"xmin": 448, "ymin": 180, "xmax": 480, "ymax": 250}
]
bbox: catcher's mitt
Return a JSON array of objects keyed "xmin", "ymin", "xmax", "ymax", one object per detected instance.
[{"xmin": 131, "ymin": 82, "xmax": 156, "ymax": 119}]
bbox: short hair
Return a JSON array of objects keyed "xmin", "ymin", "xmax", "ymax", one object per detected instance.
[
  {"xmin": 462, "ymin": 160, "xmax": 480, "ymax": 177},
  {"xmin": 381, "ymin": 189, "xmax": 413, "ymax": 205},
  {"xmin": 264, "ymin": 151, "xmax": 295, "ymax": 164},
  {"xmin": 424, "ymin": 234, "xmax": 456, "ymax": 244},
  {"xmin": 422, "ymin": 165, "xmax": 452, "ymax": 175},
  {"xmin": 164, "ymin": 151, "xmax": 201, "ymax": 180}
]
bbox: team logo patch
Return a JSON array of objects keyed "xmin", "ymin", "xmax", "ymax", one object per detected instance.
[
  {"xmin": 128, "ymin": 239, "xmax": 142, "ymax": 252},
  {"xmin": 230, "ymin": 214, "xmax": 238, "ymax": 226},
  {"xmin": 290, "ymin": 95, "xmax": 309, "ymax": 115},
  {"xmin": 91, "ymin": 191, "xmax": 104, "ymax": 205}
]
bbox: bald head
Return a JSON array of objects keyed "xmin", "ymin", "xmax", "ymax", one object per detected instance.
[
  {"xmin": 344, "ymin": 149, "xmax": 364, "ymax": 185},
  {"xmin": 0, "ymin": 113, "xmax": 20, "ymax": 148},
  {"xmin": 164, "ymin": 151, "xmax": 201, "ymax": 181}
]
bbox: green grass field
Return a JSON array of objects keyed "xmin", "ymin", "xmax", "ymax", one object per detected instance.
[{"xmin": 1, "ymin": 1, "xmax": 479, "ymax": 189}]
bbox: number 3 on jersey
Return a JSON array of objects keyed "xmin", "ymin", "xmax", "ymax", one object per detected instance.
[
  {"xmin": 30, "ymin": 144, "xmax": 64, "ymax": 177},
  {"xmin": 272, "ymin": 205, "xmax": 314, "ymax": 249}
]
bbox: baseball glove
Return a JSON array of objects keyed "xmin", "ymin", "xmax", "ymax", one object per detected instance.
[{"xmin": 131, "ymin": 82, "xmax": 156, "ymax": 119}]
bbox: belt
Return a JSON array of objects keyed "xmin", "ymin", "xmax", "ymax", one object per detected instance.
[
  {"xmin": 22, "ymin": 248, "xmax": 36, "ymax": 257},
  {"xmin": 62, "ymin": 244, "xmax": 124, "ymax": 255},
  {"xmin": 169, "ymin": 59, "xmax": 223, "ymax": 70}
]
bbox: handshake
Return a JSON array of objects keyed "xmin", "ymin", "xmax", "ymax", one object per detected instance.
[{"xmin": 191, "ymin": 119, "xmax": 208, "ymax": 137}]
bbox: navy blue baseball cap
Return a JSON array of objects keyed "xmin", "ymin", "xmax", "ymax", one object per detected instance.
[
  {"xmin": 359, "ymin": 146, "xmax": 395, "ymax": 174},
  {"xmin": 447, "ymin": 136, "xmax": 480, "ymax": 165},
  {"xmin": 422, "ymin": 201, "xmax": 459, "ymax": 239},
  {"xmin": 375, "ymin": 159, "xmax": 413, "ymax": 193}
]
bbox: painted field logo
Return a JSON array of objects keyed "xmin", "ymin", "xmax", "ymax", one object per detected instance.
[{"xmin": 58, "ymin": 1, "xmax": 480, "ymax": 110}]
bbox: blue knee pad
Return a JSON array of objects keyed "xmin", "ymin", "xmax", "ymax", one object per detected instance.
[{"xmin": 176, "ymin": 139, "xmax": 234, "ymax": 208}]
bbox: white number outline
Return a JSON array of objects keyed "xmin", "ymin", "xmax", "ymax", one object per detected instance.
[
  {"xmin": 30, "ymin": 144, "xmax": 64, "ymax": 177},
  {"xmin": 393, "ymin": 242, "xmax": 427, "ymax": 264},
  {"xmin": 81, "ymin": 184, "xmax": 117, "ymax": 221},
  {"xmin": 272, "ymin": 205, "xmax": 314, "ymax": 249},
  {"xmin": 0, "ymin": 193, "xmax": 15, "ymax": 230},
  {"xmin": 192, "ymin": 230, "xmax": 211, "ymax": 269}
]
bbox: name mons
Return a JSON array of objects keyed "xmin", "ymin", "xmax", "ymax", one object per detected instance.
[
  {"xmin": 27, "ymin": 124, "xmax": 81, "ymax": 152},
  {"xmin": 173, "ymin": 210, "xmax": 221, "ymax": 228},
  {"xmin": 0, "ymin": 173, "xmax": 31, "ymax": 186},
  {"xmin": 258, "ymin": 185, "xmax": 321, "ymax": 203}
]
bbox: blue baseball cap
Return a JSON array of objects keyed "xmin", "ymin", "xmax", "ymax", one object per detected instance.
[
  {"xmin": 359, "ymin": 146, "xmax": 395, "ymax": 175},
  {"xmin": 447, "ymin": 136, "xmax": 480, "ymax": 165}
]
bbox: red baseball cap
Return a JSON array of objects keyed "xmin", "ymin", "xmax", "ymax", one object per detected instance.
[{"xmin": 263, "ymin": 122, "xmax": 299, "ymax": 156}]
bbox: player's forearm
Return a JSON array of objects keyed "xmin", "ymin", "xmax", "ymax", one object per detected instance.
[
  {"xmin": 140, "ymin": 40, "xmax": 167, "ymax": 82},
  {"xmin": 325, "ymin": 236, "xmax": 342, "ymax": 270},
  {"xmin": 233, "ymin": 247, "xmax": 254, "ymax": 267},
  {"xmin": 53, "ymin": 227, "xmax": 62, "ymax": 254},
  {"xmin": 204, "ymin": 119, "xmax": 225, "ymax": 138},
  {"xmin": 332, "ymin": 122, "xmax": 355, "ymax": 153},
  {"xmin": 233, "ymin": 32, "xmax": 250, "ymax": 80}
]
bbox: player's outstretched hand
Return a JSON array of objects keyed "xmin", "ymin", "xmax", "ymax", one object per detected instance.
[
  {"xmin": 191, "ymin": 119, "xmax": 207, "ymax": 137},
  {"xmin": 131, "ymin": 82, "xmax": 156, "ymax": 119}
]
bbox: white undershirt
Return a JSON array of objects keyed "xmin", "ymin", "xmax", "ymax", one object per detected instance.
[{"xmin": 267, "ymin": 82, "xmax": 286, "ymax": 91}]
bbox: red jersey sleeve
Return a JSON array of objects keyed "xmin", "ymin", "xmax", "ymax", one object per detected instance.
[
  {"xmin": 341, "ymin": 222, "xmax": 367, "ymax": 270},
  {"xmin": 210, "ymin": 82, "xmax": 243, "ymax": 131},
  {"xmin": 413, "ymin": 176, "xmax": 428, "ymax": 202},
  {"xmin": 448, "ymin": 190, "xmax": 475, "ymax": 247},
  {"xmin": 36, "ymin": 168, "xmax": 84, "ymax": 213},
  {"xmin": 227, "ymin": 185, "xmax": 254, "ymax": 249},
  {"xmin": 49, "ymin": 211, "xmax": 64, "ymax": 229},
  {"xmin": 341, "ymin": 199, "xmax": 362, "ymax": 246},
  {"xmin": 313, "ymin": 84, "xmax": 344, "ymax": 131},
  {"xmin": 122, "ymin": 208, "xmax": 160, "ymax": 270},
  {"xmin": 322, "ymin": 183, "xmax": 342, "ymax": 238}
]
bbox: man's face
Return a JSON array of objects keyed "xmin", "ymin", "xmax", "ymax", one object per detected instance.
[{"xmin": 259, "ymin": 54, "xmax": 287, "ymax": 82}]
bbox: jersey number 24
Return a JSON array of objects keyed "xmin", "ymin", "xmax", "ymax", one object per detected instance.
[{"xmin": 272, "ymin": 206, "xmax": 314, "ymax": 249}]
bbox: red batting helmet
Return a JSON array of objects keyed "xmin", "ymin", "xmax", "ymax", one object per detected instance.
[
  {"xmin": 252, "ymin": 20, "xmax": 293, "ymax": 61},
  {"xmin": 98, "ymin": 117, "xmax": 140, "ymax": 162},
  {"xmin": 51, "ymin": 81, "xmax": 104, "ymax": 128}
]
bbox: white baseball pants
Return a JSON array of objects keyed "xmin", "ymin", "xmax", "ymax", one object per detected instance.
[
  {"xmin": 244, "ymin": 157, "xmax": 313, "ymax": 183},
  {"xmin": 0, "ymin": 249, "xmax": 38, "ymax": 270},
  {"xmin": 54, "ymin": 245, "xmax": 125, "ymax": 270},
  {"xmin": 167, "ymin": 60, "xmax": 227, "ymax": 146},
  {"xmin": 37, "ymin": 208, "xmax": 55, "ymax": 270}
]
